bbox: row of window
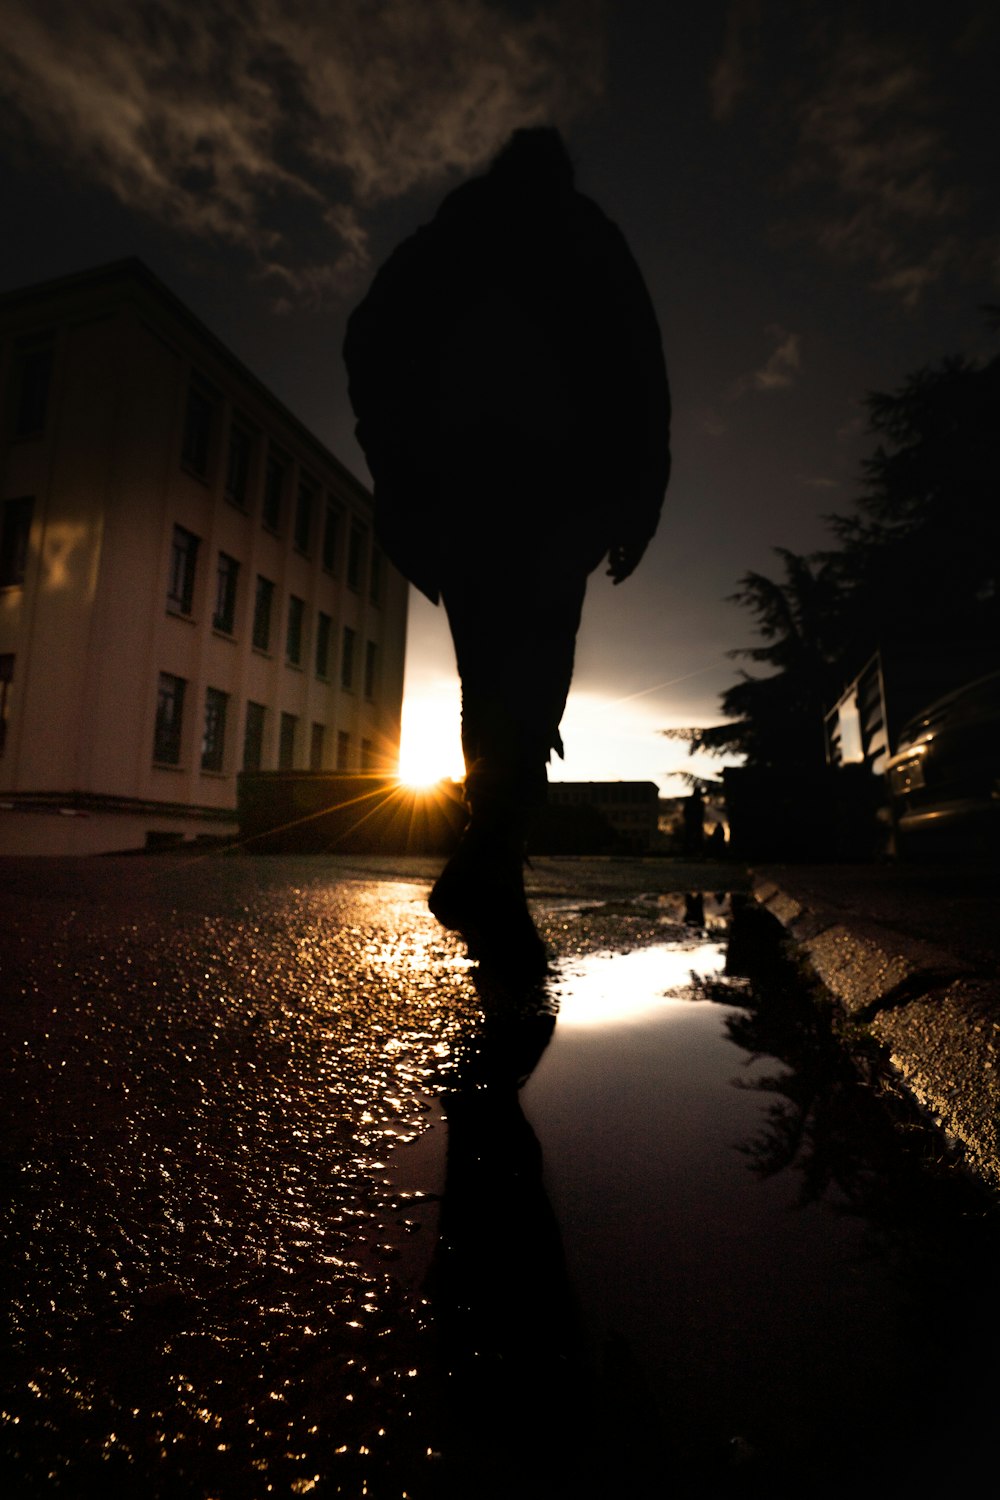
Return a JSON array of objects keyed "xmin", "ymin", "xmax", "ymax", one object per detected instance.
[
  {"xmin": 154, "ymin": 671, "xmax": 377, "ymax": 773},
  {"xmin": 0, "ymin": 495, "xmax": 384, "ymax": 656},
  {"xmin": 0, "ymin": 649, "xmax": 377, "ymax": 775},
  {"xmin": 181, "ymin": 381, "xmax": 382, "ymax": 600},
  {"xmin": 168, "ymin": 524, "xmax": 379, "ymax": 692},
  {"xmin": 5, "ymin": 333, "xmax": 380, "ymax": 599}
]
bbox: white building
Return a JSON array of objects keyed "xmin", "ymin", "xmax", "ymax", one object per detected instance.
[{"xmin": 0, "ymin": 260, "xmax": 407, "ymax": 854}]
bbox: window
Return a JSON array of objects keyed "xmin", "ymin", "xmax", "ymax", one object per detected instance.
[
  {"xmin": 347, "ymin": 522, "xmax": 367, "ymax": 591},
  {"xmin": 168, "ymin": 525, "xmax": 199, "ymax": 615},
  {"xmin": 336, "ymin": 729, "xmax": 351, "ymax": 770},
  {"xmin": 369, "ymin": 546, "xmax": 383, "ymax": 606},
  {"xmin": 13, "ymin": 342, "xmax": 54, "ymax": 437},
  {"xmin": 322, "ymin": 504, "xmax": 340, "ymax": 573},
  {"xmin": 154, "ymin": 672, "xmax": 186, "ymax": 765},
  {"xmin": 0, "ymin": 654, "xmax": 13, "ymax": 756},
  {"xmin": 310, "ymin": 722, "xmax": 325, "ymax": 770},
  {"xmin": 225, "ymin": 422, "xmax": 253, "ymax": 507},
  {"xmin": 311, "ymin": 611, "xmax": 331, "ymax": 678},
  {"xmin": 181, "ymin": 383, "xmax": 215, "ymax": 477},
  {"xmin": 363, "ymin": 640, "xmax": 378, "ymax": 701},
  {"xmin": 243, "ymin": 701, "xmax": 266, "ymax": 771},
  {"xmin": 278, "ymin": 712, "xmax": 297, "ymax": 769},
  {"xmin": 0, "ymin": 498, "xmax": 34, "ymax": 587},
  {"xmin": 361, "ymin": 737, "xmax": 375, "ymax": 770},
  {"xmin": 252, "ymin": 575, "xmax": 274, "ymax": 651},
  {"xmin": 201, "ymin": 687, "xmax": 228, "ymax": 771},
  {"xmin": 286, "ymin": 594, "xmax": 305, "ymax": 665},
  {"xmin": 341, "ymin": 625, "xmax": 356, "ymax": 690},
  {"xmin": 294, "ymin": 479, "xmax": 315, "ymax": 555},
  {"xmin": 213, "ymin": 552, "xmax": 239, "ymax": 634},
  {"xmin": 263, "ymin": 447, "xmax": 287, "ymax": 531}
]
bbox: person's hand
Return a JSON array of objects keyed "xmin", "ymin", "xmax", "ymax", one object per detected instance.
[{"xmin": 606, "ymin": 535, "xmax": 649, "ymax": 584}]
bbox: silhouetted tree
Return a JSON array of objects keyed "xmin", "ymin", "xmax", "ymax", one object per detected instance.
[
  {"xmin": 664, "ymin": 548, "xmax": 843, "ymax": 770},
  {"xmin": 826, "ymin": 345, "xmax": 1000, "ymax": 685},
  {"xmin": 667, "ymin": 326, "xmax": 999, "ymax": 770}
]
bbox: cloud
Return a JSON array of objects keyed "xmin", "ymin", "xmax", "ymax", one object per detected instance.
[
  {"xmin": 697, "ymin": 406, "xmax": 728, "ymax": 437},
  {"xmin": 708, "ymin": 0, "xmax": 760, "ymax": 123},
  {"xmin": 782, "ymin": 30, "xmax": 966, "ymax": 305},
  {"xmin": 711, "ymin": 10, "xmax": 984, "ymax": 307},
  {"xmin": 796, "ymin": 475, "xmax": 839, "ymax": 490},
  {"xmin": 869, "ymin": 238, "xmax": 961, "ymax": 303},
  {"xmin": 752, "ymin": 326, "xmax": 801, "ymax": 389},
  {"xmin": 732, "ymin": 324, "xmax": 801, "ymax": 397},
  {"xmin": 0, "ymin": 0, "xmax": 605, "ymax": 299}
]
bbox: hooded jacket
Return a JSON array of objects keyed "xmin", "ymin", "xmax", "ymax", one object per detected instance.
[{"xmin": 344, "ymin": 129, "xmax": 671, "ymax": 602}]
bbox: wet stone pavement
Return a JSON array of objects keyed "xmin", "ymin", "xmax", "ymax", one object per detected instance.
[{"xmin": 2, "ymin": 855, "xmax": 999, "ymax": 1498}]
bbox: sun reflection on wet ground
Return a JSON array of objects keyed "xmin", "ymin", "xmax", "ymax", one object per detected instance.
[{"xmin": 550, "ymin": 940, "xmax": 728, "ymax": 1027}]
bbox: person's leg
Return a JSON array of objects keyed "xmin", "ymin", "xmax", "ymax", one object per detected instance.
[
  {"xmin": 430, "ymin": 557, "xmax": 588, "ymax": 970},
  {"xmin": 444, "ymin": 559, "xmax": 586, "ymax": 807}
]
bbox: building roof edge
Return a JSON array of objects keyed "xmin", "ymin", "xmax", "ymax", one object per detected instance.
[{"xmin": 0, "ymin": 257, "xmax": 371, "ymax": 505}]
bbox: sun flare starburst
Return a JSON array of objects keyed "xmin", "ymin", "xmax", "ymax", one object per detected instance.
[{"xmin": 397, "ymin": 690, "xmax": 464, "ymax": 790}]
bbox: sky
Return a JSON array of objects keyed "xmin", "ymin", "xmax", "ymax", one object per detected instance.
[{"xmin": 1, "ymin": 0, "xmax": 996, "ymax": 792}]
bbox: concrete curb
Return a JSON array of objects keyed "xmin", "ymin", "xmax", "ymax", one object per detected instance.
[{"xmin": 752, "ymin": 873, "xmax": 1000, "ymax": 1192}]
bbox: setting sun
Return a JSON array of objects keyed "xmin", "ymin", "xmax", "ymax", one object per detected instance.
[{"xmin": 397, "ymin": 687, "xmax": 464, "ymax": 790}]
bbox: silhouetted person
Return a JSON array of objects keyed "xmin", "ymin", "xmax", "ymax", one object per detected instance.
[
  {"xmin": 344, "ymin": 127, "xmax": 670, "ymax": 970},
  {"xmin": 707, "ymin": 820, "xmax": 727, "ymax": 856},
  {"xmin": 682, "ymin": 787, "xmax": 705, "ymax": 856}
]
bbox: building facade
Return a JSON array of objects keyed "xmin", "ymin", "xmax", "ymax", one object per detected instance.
[
  {"xmin": 546, "ymin": 780, "xmax": 661, "ymax": 852},
  {"xmin": 0, "ymin": 261, "xmax": 407, "ymax": 854}
]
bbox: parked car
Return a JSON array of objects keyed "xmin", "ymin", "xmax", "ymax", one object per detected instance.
[{"xmin": 885, "ymin": 671, "xmax": 1000, "ymax": 854}]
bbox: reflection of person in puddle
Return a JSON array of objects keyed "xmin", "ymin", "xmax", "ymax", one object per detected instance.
[
  {"xmin": 344, "ymin": 127, "xmax": 670, "ymax": 977},
  {"xmin": 429, "ymin": 985, "xmax": 601, "ymax": 1496}
]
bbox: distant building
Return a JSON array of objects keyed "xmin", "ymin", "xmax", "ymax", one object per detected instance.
[
  {"xmin": 0, "ymin": 260, "xmax": 407, "ymax": 854},
  {"xmin": 545, "ymin": 780, "xmax": 660, "ymax": 853}
]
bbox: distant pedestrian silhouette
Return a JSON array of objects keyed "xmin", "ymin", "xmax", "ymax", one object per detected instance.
[
  {"xmin": 683, "ymin": 787, "xmax": 705, "ymax": 856},
  {"xmin": 344, "ymin": 127, "xmax": 670, "ymax": 972}
]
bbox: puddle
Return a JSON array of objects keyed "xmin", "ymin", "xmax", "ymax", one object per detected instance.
[
  {"xmin": 510, "ymin": 927, "xmax": 1000, "ymax": 1491},
  {"xmin": 548, "ymin": 890, "xmax": 732, "ymax": 932},
  {"xmin": 547, "ymin": 938, "xmax": 729, "ymax": 1026},
  {"xmin": 363, "ymin": 902, "xmax": 1000, "ymax": 1493}
]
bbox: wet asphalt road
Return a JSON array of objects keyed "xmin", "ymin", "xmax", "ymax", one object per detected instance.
[
  {"xmin": 1, "ymin": 854, "xmax": 739, "ymax": 1499},
  {"xmin": 4, "ymin": 854, "xmax": 999, "ymax": 1499}
]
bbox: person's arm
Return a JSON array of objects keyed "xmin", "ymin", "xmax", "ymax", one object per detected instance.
[{"xmin": 575, "ymin": 203, "xmax": 671, "ymax": 581}]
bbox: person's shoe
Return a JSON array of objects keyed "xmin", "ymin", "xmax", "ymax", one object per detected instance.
[
  {"xmin": 429, "ymin": 829, "xmax": 549, "ymax": 978},
  {"xmin": 428, "ymin": 824, "xmax": 515, "ymax": 929}
]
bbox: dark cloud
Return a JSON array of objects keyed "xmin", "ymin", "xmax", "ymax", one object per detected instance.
[
  {"xmin": 709, "ymin": 3, "xmax": 992, "ymax": 306},
  {"xmin": 731, "ymin": 324, "xmax": 801, "ymax": 397},
  {"xmin": 787, "ymin": 31, "xmax": 963, "ymax": 305},
  {"xmin": 0, "ymin": 0, "xmax": 605, "ymax": 300},
  {"xmin": 697, "ymin": 407, "xmax": 728, "ymax": 438},
  {"xmin": 796, "ymin": 474, "xmax": 840, "ymax": 490},
  {"xmin": 708, "ymin": 0, "xmax": 760, "ymax": 122}
]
